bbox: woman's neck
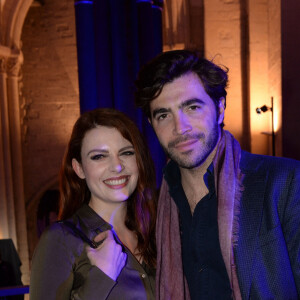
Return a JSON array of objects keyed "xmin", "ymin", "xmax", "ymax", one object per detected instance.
[
  {"xmin": 88, "ymin": 199, "xmax": 127, "ymax": 229},
  {"xmin": 89, "ymin": 199, "xmax": 140, "ymax": 258}
]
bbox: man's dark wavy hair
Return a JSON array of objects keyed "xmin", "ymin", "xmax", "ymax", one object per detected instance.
[{"xmin": 135, "ymin": 50, "xmax": 229, "ymax": 127}]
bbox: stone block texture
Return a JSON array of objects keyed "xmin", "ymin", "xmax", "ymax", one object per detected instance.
[{"xmin": 21, "ymin": 0, "xmax": 79, "ymax": 259}]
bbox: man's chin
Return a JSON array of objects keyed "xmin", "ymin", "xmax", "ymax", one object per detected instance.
[
  {"xmin": 168, "ymin": 150, "xmax": 212, "ymax": 170},
  {"xmin": 169, "ymin": 155, "xmax": 202, "ymax": 170},
  {"xmin": 177, "ymin": 159, "xmax": 206, "ymax": 170}
]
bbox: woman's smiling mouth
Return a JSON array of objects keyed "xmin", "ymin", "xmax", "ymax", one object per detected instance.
[{"xmin": 103, "ymin": 176, "xmax": 130, "ymax": 189}]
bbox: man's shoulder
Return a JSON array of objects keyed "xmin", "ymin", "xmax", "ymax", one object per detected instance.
[{"xmin": 240, "ymin": 150, "xmax": 300, "ymax": 173}]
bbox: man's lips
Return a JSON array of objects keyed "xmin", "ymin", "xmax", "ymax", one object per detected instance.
[
  {"xmin": 168, "ymin": 133, "xmax": 204, "ymax": 150},
  {"xmin": 103, "ymin": 175, "xmax": 130, "ymax": 189},
  {"xmin": 173, "ymin": 139, "xmax": 198, "ymax": 151}
]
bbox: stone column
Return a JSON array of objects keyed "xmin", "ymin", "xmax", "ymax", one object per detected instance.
[
  {"xmin": 248, "ymin": 0, "xmax": 271, "ymax": 155},
  {"xmin": 162, "ymin": 0, "xmax": 191, "ymax": 50},
  {"xmin": 0, "ymin": 56, "xmax": 18, "ymax": 244},
  {"xmin": 6, "ymin": 56, "xmax": 30, "ymax": 284},
  {"xmin": 204, "ymin": 0, "xmax": 244, "ymax": 146}
]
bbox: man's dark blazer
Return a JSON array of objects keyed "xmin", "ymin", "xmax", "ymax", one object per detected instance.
[{"xmin": 236, "ymin": 151, "xmax": 300, "ymax": 299}]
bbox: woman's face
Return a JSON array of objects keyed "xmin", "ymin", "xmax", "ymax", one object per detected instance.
[{"xmin": 72, "ymin": 126, "xmax": 139, "ymax": 207}]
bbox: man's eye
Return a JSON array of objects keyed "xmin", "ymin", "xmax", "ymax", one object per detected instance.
[
  {"xmin": 189, "ymin": 105, "xmax": 200, "ymax": 111},
  {"xmin": 90, "ymin": 154, "xmax": 105, "ymax": 160},
  {"xmin": 157, "ymin": 113, "xmax": 168, "ymax": 120}
]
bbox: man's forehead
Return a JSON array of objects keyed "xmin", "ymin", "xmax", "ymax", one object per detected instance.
[{"xmin": 149, "ymin": 95, "xmax": 173, "ymax": 115}]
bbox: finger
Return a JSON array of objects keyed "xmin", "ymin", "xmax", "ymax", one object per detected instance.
[
  {"xmin": 86, "ymin": 245, "xmax": 96, "ymax": 255},
  {"xmin": 104, "ymin": 230, "xmax": 115, "ymax": 241},
  {"xmin": 93, "ymin": 230, "xmax": 108, "ymax": 243},
  {"xmin": 121, "ymin": 252, "xmax": 127, "ymax": 268},
  {"xmin": 123, "ymin": 252, "xmax": 127, "ymax": 263},
  {"xmin": 115, "ymin": 243, "xmax": 123, "ymax": 254},
  {"xmin": 111, "ymin": 228, "xmax": 122, "ymax": 244}
]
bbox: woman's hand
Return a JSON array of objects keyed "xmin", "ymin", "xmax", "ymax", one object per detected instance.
[{"xmin": 86, "ymin": 230, "xmax": 127, "ymax": 281}]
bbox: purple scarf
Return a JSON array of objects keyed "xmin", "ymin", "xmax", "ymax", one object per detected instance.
[{"xmin": 156, "ymin": 130, "xmax": 243, "ymax": 300}]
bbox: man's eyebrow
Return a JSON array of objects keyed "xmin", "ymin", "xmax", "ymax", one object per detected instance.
[
  {"xmin": 179, "ymin": 98, "xmax": 205, "ymax": 109},
  {"xmin": 152, "ymin": 99, "xmax": 204, "ymax": 119},
  {"xmin": 152, "ymin": 107, "xmax": 171, "ymax": 119}
]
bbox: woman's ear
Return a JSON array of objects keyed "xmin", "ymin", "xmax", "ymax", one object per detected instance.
[
  {"xmin": 217, "ymin": 97, "xmax": 225, "ymax": 125},
  {"xmin": 72, "ymin": 158, "xmax": 85, "ymax": 179}
]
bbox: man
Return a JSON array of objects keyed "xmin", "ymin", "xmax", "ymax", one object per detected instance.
[{"xmin": 135, "ymin": 50, "xmax": 300, "ymax": 300}]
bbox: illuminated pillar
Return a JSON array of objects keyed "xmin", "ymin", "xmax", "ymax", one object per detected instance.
[
  {"xmin": 6, "ymin": 56, "xmax": 30, "ymax": 283},
  {"xmin": 0, "ymin": 56, "xmax": 17, "ymax": 243},
  {"xmin": 204, "ymin": 0, "xmax": 244, "ymax": 145}
]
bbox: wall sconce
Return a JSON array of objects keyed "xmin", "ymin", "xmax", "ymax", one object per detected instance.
[
  {"xmin": 256, "ymin": 97, "xmax": 275, "ymax": 156},
  {"xmin": 256, "ymin": 105, "xmax": 271, "ymax": 114}
]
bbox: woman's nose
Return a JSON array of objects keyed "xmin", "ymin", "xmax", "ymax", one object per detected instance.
[{"xmin": 109, "ymin": 156, "xmax": 124, "ymax": 173}]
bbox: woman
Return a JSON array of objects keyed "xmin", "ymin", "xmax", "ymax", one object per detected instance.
[{"xmin": 30, "ymin": 108, "xmax": 157, "ymax": 299}]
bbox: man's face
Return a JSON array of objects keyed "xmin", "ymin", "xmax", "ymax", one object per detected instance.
[{"xmin": 149, "ymin": 72, "xmax": 225, "ymax": 169}]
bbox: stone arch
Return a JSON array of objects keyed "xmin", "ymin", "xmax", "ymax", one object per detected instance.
[
  {"xmin": 0, "ymin": 0, "xmax": 34, "ymax": 285},
  {"xmin": 2, "ymin": 0, "xmax": 33, "ymax": 48}
]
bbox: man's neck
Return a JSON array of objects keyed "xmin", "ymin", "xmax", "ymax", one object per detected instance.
[{"xmin": 180, "ymin": 145, "xmax": 218, "ymax": 213}]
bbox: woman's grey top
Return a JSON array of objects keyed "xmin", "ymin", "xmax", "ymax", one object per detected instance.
[{"xmin": 30, "ymin": 204, "xmax": 155, "ymax": 300}]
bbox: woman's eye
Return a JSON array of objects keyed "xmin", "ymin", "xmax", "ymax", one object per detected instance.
[
  {"xmin": 90, "ymin": 154, "xmax": 105, "ymax": 160},
  {"xmin": 121, "ymin": 151, "xmax": 135, "ymax": 156}
]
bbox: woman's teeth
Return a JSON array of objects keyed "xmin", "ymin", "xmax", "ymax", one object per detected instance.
[{"xmin": 104, "ymin": 177, "xmax": 127, "ymax": 185}]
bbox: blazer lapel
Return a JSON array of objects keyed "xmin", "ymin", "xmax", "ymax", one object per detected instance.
[{"xmin": 234, "ymin": 160, "xmax": 268, "ymax": 299}]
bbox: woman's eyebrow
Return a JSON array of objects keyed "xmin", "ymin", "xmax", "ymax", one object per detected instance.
[
  {"xmin": 119, "ymin": 145, "xmax": 134, "ymax": 152},
  {"xmin": 87, "ymin": 148, "xmax": 109, "ymax": 156}
]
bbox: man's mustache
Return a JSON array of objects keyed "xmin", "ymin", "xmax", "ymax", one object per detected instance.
[{"xmin": 168, "ymin": 133, "xmax": 205, "ymax": 148}]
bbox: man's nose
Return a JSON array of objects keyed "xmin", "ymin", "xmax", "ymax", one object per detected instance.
[
  {"xmin": 109, "ymin": 156, "xmax": 124, "ymax": 173},
  {"xmin": 173, "ymin": 114, "xmax": 192, "ymax": 135}
]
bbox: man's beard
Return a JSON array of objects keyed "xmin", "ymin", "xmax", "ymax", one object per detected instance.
[{"xmin": 162, "ymin": 122, "xmax": 220, "ymax": 169}]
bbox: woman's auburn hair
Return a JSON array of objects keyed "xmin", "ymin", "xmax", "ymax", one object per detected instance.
[{"xmin": 59, "ymin": 108, "xmax": 157, "ymax": 268}]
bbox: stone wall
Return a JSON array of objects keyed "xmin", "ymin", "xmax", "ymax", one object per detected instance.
[
  {"xmin": 249, "ymin": 0, "xmax": 271, "ymax": 155},
  {"xmin": 20, "ymin": 0, "xmax": 79, "ymax": 259}
]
